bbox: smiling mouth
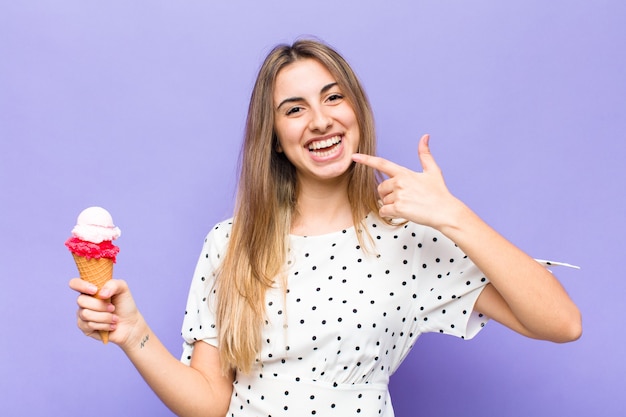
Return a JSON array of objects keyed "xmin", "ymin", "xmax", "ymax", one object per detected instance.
[{"xmin": 307, "ymin": 136, "xmax": 343, "ymax": 157}]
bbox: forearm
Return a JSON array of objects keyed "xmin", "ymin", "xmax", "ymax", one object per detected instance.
[
  {"xmin": 353, "ymin": 135, "xmax": 580, "ymax": 341},
  {"xmin": 121, "ymin": 318, "xmax": 231, "ymax": 417},
  {"xmin": 438, "ymin": 200, "xmax": 582, "ymax": 342}
]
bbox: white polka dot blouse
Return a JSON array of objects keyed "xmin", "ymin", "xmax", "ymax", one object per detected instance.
[{"xmin": 182, "ymin": 214, "xmax": 495, "ymax": 416}]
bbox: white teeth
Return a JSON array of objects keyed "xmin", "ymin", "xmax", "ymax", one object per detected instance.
[
  {"xmin": 313, "ymin": 149, "xmax": 333, "ymax": 157},
  {"xmin": 308, "ymin": 136, "xmax": 341, "ymax": 151}
]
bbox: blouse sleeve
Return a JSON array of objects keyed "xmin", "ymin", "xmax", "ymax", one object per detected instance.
[
  {"xmin": 180, "ymin": 221, "xmax": 231, "ymax": 365},
  {"xmin": 410, "ymin": 226, "xmax": 579, "ymax": 341},
  {"xmin": 412, "ymin": 226, "xmax": 490, "ymax": 340}
]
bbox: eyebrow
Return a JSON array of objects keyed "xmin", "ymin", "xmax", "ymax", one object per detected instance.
[{"xmin": 276, "ymin": 82, "xmax": 339, "ymax": 111}]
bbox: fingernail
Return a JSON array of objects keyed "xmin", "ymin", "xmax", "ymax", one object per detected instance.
[
  {"xmin": 86, "ymin": 284, "xmax": 98, "ymax": 294},
  {"xmin": 99, "ymin": 288, "xmax": 111, "ymax": 298}
]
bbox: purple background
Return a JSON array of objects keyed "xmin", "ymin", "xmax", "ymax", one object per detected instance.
[{"xmin": 1, "ymin": 1, "xmax": 624, "ymax": 416}]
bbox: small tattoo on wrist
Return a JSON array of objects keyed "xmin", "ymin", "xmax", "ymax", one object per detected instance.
[{"xmin": 140, "ymin": 334, "xmax": 150, "ymax": 349}]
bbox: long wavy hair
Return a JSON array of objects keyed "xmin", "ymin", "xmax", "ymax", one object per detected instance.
[{"xmin": 215, "ymin": 39, "xmax": 383, "ymax": 374}]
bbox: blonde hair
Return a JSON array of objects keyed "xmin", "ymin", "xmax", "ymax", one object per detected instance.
[{"xmin": 215, "ymin": 39, "xmax": 383, "ymax": 374}]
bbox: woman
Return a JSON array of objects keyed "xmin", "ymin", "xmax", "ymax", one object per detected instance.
[{"xmin": 70, "ymin": 39, "xmax": 581, "ymax": 417}]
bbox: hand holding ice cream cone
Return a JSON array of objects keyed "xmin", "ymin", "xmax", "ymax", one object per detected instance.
[{"xmin": 65, "ymin": 206, "xmax": 121, "ymax": 344}]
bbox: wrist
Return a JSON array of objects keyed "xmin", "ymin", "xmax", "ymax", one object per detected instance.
[
  {"xmin": 120, "ymin": 313, "xmax": 150, "ymax": 353},
  {"xmin": 436, "ymin": 197, "xmax": 472, "ymax": 236}
]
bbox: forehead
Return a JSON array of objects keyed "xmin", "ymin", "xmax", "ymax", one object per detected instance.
[{"xmin": 273, "ymin": 59, "xmax": 336, "ymax": 100}]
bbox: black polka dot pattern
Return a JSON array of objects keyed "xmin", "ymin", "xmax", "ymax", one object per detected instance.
[{"xmin": 181, "ymin": 216, "xmax": 491, "ymax": 416}]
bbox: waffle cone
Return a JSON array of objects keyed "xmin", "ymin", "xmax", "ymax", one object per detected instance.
[{"xmin": 72, "ymin": 254, "xmax": 114, "ymax": 344}]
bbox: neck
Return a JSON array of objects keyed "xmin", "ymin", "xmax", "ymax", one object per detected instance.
[{"xmin": 291, "ymin": 175, "xmax": 353, "ymax": 236}]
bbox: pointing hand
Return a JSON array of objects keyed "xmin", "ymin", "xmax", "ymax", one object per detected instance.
[{"xmin": 352, "ymin": 134, "xmax": 463, "ymax": 229}]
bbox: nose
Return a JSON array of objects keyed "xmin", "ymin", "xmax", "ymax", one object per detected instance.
[{"xmin": 308, "ymin": 106, "xmax": 332, "ymax": 132}]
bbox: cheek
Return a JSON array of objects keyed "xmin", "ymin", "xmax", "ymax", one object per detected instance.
[
  {"xmin": 274, "ymin": 132, "xmax": 295, "ymax": 157},
  {"xmin": 275, "ymin": 120, "xmax": 303, "ymax": 147},
  {"xmin": 337, "ymin": 106, "xmax": 359, "ymax": 129},
  {"xmin": 338, "ymin": 110, "xmax": 359, "ymax": 137}
]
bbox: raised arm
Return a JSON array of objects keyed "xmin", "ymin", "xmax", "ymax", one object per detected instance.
[
  {"xmin": 69, "ymin": 277, "xmax": 233, "ymax": 416},
  {"xmin": 351, "ymin": 134, "xmax": 582, "ymax": 342}
]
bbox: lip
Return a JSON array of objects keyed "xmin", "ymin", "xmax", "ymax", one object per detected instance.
[{"xmin": 306, "ymin": 135, "xmax": 345, "ymax": 162}]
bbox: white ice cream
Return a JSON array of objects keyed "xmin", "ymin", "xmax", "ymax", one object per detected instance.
[{"xmin": 71, "ymin": 206, "xmax": 121, "ymax": 243}]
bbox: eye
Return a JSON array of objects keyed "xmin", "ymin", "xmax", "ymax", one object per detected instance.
[
  {"xmin": 285, "ymin": 106, "xmax": 303, "ymax": 116},
  {"xmin": 326, "ymin": 93, "xmax": 344, "ymax": 103}
]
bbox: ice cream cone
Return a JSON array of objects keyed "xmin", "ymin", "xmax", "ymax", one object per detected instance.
[{"xmin": 72, "ymin": 254, "xmax": 114, "ymax": 344}]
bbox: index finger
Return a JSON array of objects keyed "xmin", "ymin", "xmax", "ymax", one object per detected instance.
[
  {"xmin": 352, "ymin": 153, "xmax": 403, "ymax": 177},
  {"xmin": 69, "ymin": 277, "xmax": 99, "ymax": 295}
]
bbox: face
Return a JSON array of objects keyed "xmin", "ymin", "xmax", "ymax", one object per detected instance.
[{"xmin": 273, "ymin": 58, "xmax": 360, "ymax": 185}]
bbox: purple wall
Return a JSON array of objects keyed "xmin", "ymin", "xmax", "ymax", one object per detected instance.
[{"xmin": 1, "ymin": 1, "xmax": 624, "ymax": 416}]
